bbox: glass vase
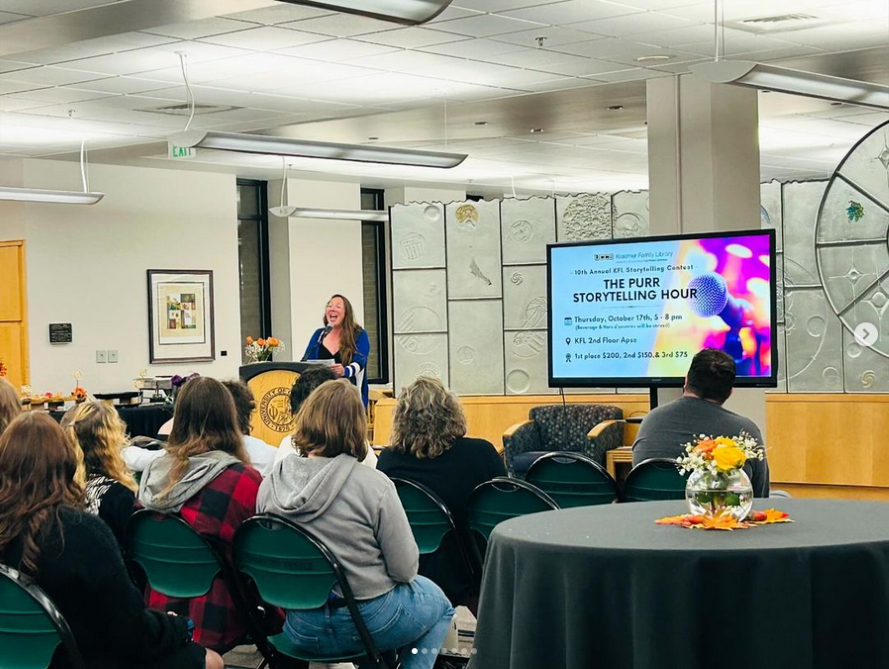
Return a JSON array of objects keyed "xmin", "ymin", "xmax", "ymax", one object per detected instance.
[{"xmin": 685, "ymin": 468, "xmax": 753, "ymax": 522}]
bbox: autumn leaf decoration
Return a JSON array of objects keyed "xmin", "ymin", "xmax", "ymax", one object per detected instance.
[{"xmin": 656, "ymin": 508, "xmax": 792, "ymax": 531}]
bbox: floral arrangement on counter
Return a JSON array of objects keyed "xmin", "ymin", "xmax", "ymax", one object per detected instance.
[
  {"xmin": 675, "ymin": 433, "xmax": 765, "ymax": 479},
  {"xmin": 171, "ymin": 372, "xmax": 200, "ymax": 388},
  {"xmin": 245, "ymin": 336, "xmax": 284, "ymax": 363}
]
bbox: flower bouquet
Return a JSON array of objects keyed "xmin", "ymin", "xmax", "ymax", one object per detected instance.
[
  {"xmin": 245, "ymin": 336, "xmax": 284, "ymax": 363},
  {"xmin": 676, "ymin": 433, "xmax": 765, "ymax": 522}
]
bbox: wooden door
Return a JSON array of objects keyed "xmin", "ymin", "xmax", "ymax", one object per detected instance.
[{"xmin": 0, "ymin": 241, "xmax": 27, "ymax": 389}]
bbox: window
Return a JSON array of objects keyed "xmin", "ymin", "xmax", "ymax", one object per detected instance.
[
  {"xmin": 361, "ymin": 188, "xmax": 389, "ymax": 383},
  {"xmin": 236, "ymin": 180, "xmax": 271, "ymax": 365}
]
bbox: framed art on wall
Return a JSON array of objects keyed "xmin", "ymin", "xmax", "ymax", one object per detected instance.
[{"xmin": 147, "ymin": 269, "xmax": 215, "ymax": 363}]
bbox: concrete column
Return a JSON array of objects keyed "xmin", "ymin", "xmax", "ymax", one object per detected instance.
[{"xmin": 646, "ymin": 74, "xmax": 766, "ymax": 433}]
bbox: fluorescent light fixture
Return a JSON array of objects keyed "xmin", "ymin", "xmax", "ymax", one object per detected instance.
[
  {"xmin": 293, "ymin": 208, "xmax": 388, "ymax": 222},
  {"xmin": 170, "ymin": 130, "xmax": 467, "ymax": 169},
  {"xmin": 278, "ymin": 0, "xmax": 453, "ymax": 25},
  {"xmin": 0, "ymin": 187, "xmax": 104, "ymax": 205},
  {"xmin": 689, "ymin": 60, "xmax": 889, "ymax": 111}
]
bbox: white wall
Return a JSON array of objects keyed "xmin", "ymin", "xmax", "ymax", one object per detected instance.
[
  {"xmin": 5, "ymin": 160, "xmax": 241, "ymax": 393},
  {"xmin": 268, "ymin": 177, "xmax": 364, "ymax": 361}
]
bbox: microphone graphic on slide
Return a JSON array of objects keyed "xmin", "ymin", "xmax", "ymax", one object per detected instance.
[{"xmin": 686, "ymin": 273, "xmax": 753, "ymax": 329}]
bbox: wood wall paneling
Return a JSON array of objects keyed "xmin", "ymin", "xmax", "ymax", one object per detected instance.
[{"xmin": 0, "ymin": 241, "xmax": 27, "ymax": 388}]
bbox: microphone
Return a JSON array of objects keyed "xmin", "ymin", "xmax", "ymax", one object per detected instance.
[
  {"xmin": 318, "ymin": 324, "xmax": 333, "ymax": 343},
  {"xmin": 686, "ymin": 273, "xmax": 754, "ymax": 329}
]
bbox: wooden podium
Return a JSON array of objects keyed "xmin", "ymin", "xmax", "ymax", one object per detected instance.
[{"xmin": 239, "ymin": 362, "xmax": 318, "ymax": 447}]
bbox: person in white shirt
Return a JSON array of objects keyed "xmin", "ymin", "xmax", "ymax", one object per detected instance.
[
  {"xmin": 275, "ymin": 366, "xmax": 377, "ymax": 468},
  {"xmin": 122, "ymin": 379, "xmax": 277, "ymax": 477}
]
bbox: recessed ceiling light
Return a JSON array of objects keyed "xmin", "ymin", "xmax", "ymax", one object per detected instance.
[
  {"xmin": 530, "ymin": 128, "xmax": 543, "ymax": 133},
  {"xmin": 474, "ymin": 121, "xmax": 488, "ymax": 126},
  {"xmin": 607, "ymin": 105, "xmax": 624, "ymax": 111},
  {"xmin": 636, "ymin": 54, "xmax": 673, "ymax": 62},
  {"xmin": 830, "ymin": 102, "xmax": 843, "ymax": 106},
  {"xmin": 368, "ymin": 136, "xmax": 379, "ymax": 141}
]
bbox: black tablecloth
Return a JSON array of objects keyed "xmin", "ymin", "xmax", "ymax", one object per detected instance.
[
  {"xmin": 50, "ymin": 404, "xmax": 173, "ymax": 439},
  {"xmin": 470, "ymin": 499, "xmax": 889, "ymax": 669}
]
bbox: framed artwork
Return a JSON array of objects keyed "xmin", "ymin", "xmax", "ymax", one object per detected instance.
[{"xmin": 147, "ymin": 269, "xmax": 215, "ymax": 363}]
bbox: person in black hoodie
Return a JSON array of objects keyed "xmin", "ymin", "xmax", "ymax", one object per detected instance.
[{"xmin": 0, "ymin": 411, "xmax": 223, "ymax": 669}]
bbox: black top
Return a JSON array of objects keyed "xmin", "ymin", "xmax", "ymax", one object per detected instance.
[
  {"xmin": 378, "ymin": 436, "xmax": 506, "ymax": 603},
  {"xmin": 2, "ymin": 507, "xmax": 203, "ymax": 669},
  {"xmin": 84, "ymin": 475, "xmax": 135, "ymax": 545},
  {"xmin": 471, "ymin": 500, "xmax": 889, "ymax": 669},
  {"xmin": 313, "ymin": 343, "xmax": 341, "ymax": 363}
]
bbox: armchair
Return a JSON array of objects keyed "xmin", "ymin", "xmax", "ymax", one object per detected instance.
[{"xmin": 502, "ymin": 404, "xmax": 624, "ymax": 477}]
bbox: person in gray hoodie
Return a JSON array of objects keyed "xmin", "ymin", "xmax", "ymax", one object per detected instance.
[{"xmin": 258, "ymin": 379, "xmax": 455, "ymax": 669}]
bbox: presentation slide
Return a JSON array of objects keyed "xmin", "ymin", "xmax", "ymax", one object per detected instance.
[{"xmin": 548, "ymin": 231, "xmax": 775, "ymax": 386}]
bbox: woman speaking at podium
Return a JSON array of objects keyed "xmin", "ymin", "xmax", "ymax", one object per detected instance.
[{"xmin": 302, "ymin": 294, "xmax": 370, "ymax": 407}]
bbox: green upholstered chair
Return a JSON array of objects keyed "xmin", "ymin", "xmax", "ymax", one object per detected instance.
[
  {"xmin": 622, "ymin": 458, "xmax": 689, "ymax": 502},
  {"xmin": 0, "ymin": 562, "xmax": 85, "ymax": 669},
  {"xmin": 526, "ymin": 451, "xmax": 620, "ymax": 508}
]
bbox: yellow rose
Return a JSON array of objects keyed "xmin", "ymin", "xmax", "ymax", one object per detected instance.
[
  {"xmin": 714, "ymin": 436, "xmax": 737, "ymax": 449},
  {"xmin": 712, "ymin": 444, "xmax": 746, "ymax": 472}
]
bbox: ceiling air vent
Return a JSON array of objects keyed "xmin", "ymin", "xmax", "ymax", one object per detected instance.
[
  {"xmin": 731, "ymin": 13, "xmax": 823, "ymax": 33},
  {"xmin": 146, "ymin": 103, "xmax": 240, "ymax": 116}
]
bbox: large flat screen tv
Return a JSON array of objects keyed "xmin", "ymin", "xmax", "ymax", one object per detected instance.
[{"xmin": 547, "ymin": 229, "xmax": 777, "ymax": 388}]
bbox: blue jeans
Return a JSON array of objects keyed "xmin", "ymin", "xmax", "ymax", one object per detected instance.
[{"xmin": 283, "ymin": 576, "xmax": 455, "ymax": 669}]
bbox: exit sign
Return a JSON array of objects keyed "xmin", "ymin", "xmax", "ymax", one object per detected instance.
[{"xmin": 169, "ymin": 143, "xmax": 196, "ymax": 159}]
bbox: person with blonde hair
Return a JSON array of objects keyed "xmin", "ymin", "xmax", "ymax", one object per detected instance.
[
  {"xmin": 138, "ymin": 376, "xmax": 275, "ymax": 653},
  {"xmin": 0, "ymin": 412, "xmax": 222, "ymax": 669},
  {"xmin": 0, "ymin": 377, "xmax": 21, "ymax": 435},
  {"xmin": 258, "ymin": 380, "xmax": 454, "ymax": 669},
  {"xmin": 378, "ymin": 377, "xmax": 506, "ymax": 614},
  {"xmin": 61, "ymin": 400, "xmax": 137, "ymax": 543}
]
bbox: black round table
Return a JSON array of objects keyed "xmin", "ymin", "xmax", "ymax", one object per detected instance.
[{"xmin": 470, "ymin": 499, "xmax": 889, "ymax": 669}]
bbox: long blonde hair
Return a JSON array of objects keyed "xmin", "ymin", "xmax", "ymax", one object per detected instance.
[
  {"xmin": 390, "ymin": 378, "xmax": 467, "ymax": 459},
  {"xmin": 324, "ymin": 294, "xmax": 361, "ymax": 366},
  {"xmin": 161, "ymin": 377, "xmax": 247, "ymax": 499},
  {"xmin": 61, "ymin": 401, "xmax": 137, "ymax": 492},
  {"xmin": 0, "ymin": 378, "xmax": 21, "ymax": 436}
]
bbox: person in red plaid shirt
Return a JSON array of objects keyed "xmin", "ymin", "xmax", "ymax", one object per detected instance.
[{"xmin": 138, "ymin": 376, "xmax": 282, "ymax": 653}]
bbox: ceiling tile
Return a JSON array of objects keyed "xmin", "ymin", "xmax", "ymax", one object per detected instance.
[
  {"xmin": 0, "ymin": 59, "xmax": 37, "ymax": 74},
  {"xmin": 0, "ymin": 11, "xmax": 29, "ymax": 25},
  {"xmin": 632, "ymin": 23, "xmax": 716, "ymax": 47},
  {"xmin": 280, "ymin": 14, "xmax": 397, "ymax": 37},
  {"xmin": 573, "ymin": 11, "xmax": 698, "ymax": 37},
  {"xmin": 509, "ymin": 77, "xmax": 600, "ymax": 93},
  {"xmin": 221, "ymin": 5, "xmax": 334, "ymax": 25},
  {"xmin": 141, "ymin": 18, "xmax": 257, "ymax": 40},
  {"xmin": 0, "ymin": 66, "xmax": 110, "ymax": 87},
  {"xmin": 0, "ymin": 0, "xmax": 114, "ymax": 17},
  {"xmin": 277, "ymin": 38, "xmax": 401, "ymax": 62},
  {"xmin": 769, "ymin": 23, "xmax": 889, "ymax": 51},
  {"xmin": 426, "ymin": 14, "xmax": 547, "ymax": 37},
  {"xmin": 418, "ymin": 38, "xmax": 525, "ymax": 59},
  {"xmin": 426, "ymin": 6, "xmax": 486, "ymax": 22},
  {"xmin": 492, "ymin": 26, "xmax": 605, "ymax": 47},
  {"xmin": 66, "ymin": 76, "xmax": 180, "ymax": 95},
  {"xmin": 452, "ymin": 0, "xmax": 564, "ymax": 11},
  {"xmin": 488, "ymin": 50, "xmax": 633, "ymax": 77},
  {"xmin": 0, "ymin": 97, "xmax": 48, "ymax": 112},
  {"xmin": 54, "ymin": 42, "xmax": 250, "ymax": 76},
  {"xmin": 200, "ymin": 26, "xmax": 331, "ymax": 51},
  {"xmin": 353, "ymin": 28, "xmax": 468, "ymax": 49},
  {"xmin": 14, "ymin": 32, "xmax": 177, "ymax": 66},
  {"xmin": 590, "ymin": 67, "xmax": 673, "ymax": 82},
  {"xmin": 7, "ymin": 86, "xmax": 115, "ymax": 104},
  {"xmin": 501, "ymin": 1, "xmax": 644, "ymax": 25}
]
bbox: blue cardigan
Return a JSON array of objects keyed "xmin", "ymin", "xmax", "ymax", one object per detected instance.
[{"xmin": 302, "ymin": 327, "xmax": 370, "ymax": 407}]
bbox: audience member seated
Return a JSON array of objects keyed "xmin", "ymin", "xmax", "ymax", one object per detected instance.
[
  {"xmin": 221, "ymin": 379, "xmax": 277, "ymax": 476},
  {"xmin": 0, "ymin": 412, "xmax": 223, "ymax": 669},
  {"xmin": 275, "ymin": 365, "xmax": 377, "ymax": 468},
  {"xmin": 0, "ymin": 377, "xmax": 21, "ymax": 435},
  {"xmin": 123, "ymin": 378, "xmax": 278, "ymax": 476},
  {"xmin": 258, "ymin": 380, "xmax": 454, "ymax": 669},
  {"xmin": 632, "ymin": 348, "xmax": 770, "ymax": 497},
  {"xmin": 61, "ymin": 400, "xmax": 137, "ymax": 544},
  {"xmin": 377, "ymin": 378, "xmax": 505, "ymax": 614},
  {"xmin": 138, "ymin": 376, "xmax": 277, "ymax": 653}
]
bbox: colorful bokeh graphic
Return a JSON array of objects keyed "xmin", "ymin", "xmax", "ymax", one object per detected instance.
[{"xmin": 651, "ymin": 234, "xmax": 773, "ymax": 378}]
